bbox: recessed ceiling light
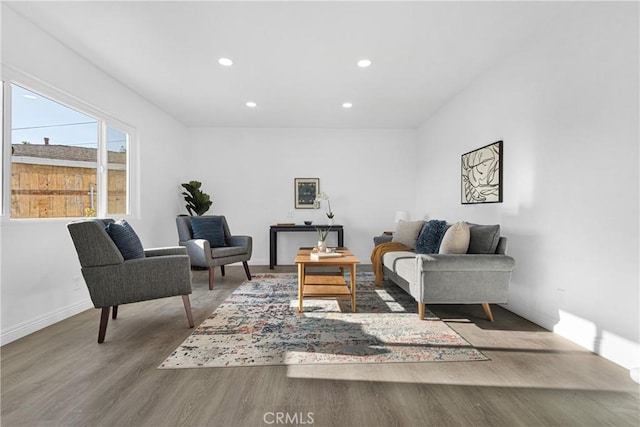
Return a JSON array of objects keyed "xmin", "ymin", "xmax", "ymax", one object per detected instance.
[
  {"xmin": 342, "ymin": 102, "xmax": 353, "ymax": 109},
  {"xmin": 357, "ymin": 59, "xmax": 372, "ymax": 68},
  {"xmin": 246, "ymin": 101, "xmax": 257, "ymax": 108},
  {"xmin": 218, "ymin": 57, "xmax": 233, "ymax": 66}
]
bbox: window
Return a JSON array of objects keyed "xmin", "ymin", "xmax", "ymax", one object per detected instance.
[{"xmin": 5, "ymin": 82, "xmax": 132, "ymax": 219}]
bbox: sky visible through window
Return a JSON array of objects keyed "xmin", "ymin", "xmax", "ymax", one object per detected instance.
[{"xmin": 11, "ymin": 84, "xmax": 125, "ymax": 152}]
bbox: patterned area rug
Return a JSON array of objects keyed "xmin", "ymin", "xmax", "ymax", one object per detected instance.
[{"xmin": 159, "ymin": 272, "xmax": 487, "ymax": 368}]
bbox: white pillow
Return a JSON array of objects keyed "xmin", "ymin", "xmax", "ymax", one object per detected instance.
[
  {"xmin": 439, "ymin": 221, "xmax": 470, "ymax": 254},
  {"xmin": 392, "ymin": 220, "xmax": 425, "ymax": 249}
]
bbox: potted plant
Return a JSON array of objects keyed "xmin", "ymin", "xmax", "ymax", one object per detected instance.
[
  {"xmin": 181, "ymin": 180, "xmax": 212, "ymax": 216},
  {"xmin": 315, "ymin": 225, "xmax": 332, "ymax": 252}
]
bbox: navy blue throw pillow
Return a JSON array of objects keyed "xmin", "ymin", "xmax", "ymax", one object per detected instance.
[
  {"xmin": 105, "ymin": 219, "xmax": 145, "ymax": 260},
  {"xmin": 415, "ymin": 220, "xmax": 449, "ymax": 254},
  {"xmin": 191, "ymin": 216, "xmax": 227, "ymax": 248}
]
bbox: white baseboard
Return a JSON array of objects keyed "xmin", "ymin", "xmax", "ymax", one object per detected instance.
[
  {"xmin": 552, "ymin": 310, "xmax": 640, "ymax": 372},
  {"xmin": 505, "ymin": 303, "xmax": 640, "ymax": 376},
  {"xmin": 499, "ymin": 302, "xmax": 558, "ymax": 331},
  {"xmin": 0, "ymin": 299, "xmax": 93, "ymax": 346}
]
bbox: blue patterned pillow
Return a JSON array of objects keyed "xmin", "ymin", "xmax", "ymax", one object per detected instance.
[
  {"xmin": 191, "ymin": 216, "xmax": 227, "ymax": 248},
  {"xmin": 415, "ymin": 220, "xmax": 449, "ymax": 254},
  {"xmin": 105, "ymin": 219, "xmax": 145, "ymax": 260}
]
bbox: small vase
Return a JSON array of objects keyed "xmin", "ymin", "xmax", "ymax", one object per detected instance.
[
  {"xmin": 317, "ymin": 240, "xmax": 327, "ymax": 253},
  {"xmin": 327, "ymin": 218, "xmax": 334, "ymax": 226}
]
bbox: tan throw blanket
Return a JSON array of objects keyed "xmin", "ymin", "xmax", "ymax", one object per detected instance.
[{"xmin": 371, "ymin": 242, "xmax": 412, "ymax": 285}]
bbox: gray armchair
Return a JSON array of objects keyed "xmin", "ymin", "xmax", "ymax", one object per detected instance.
[
  {"xmin": 67, "ymin": 218, "xmax": 194, "ymax": 343},
  {"xmin": 176, "ymin": 215, "xmax": 252, "ymax": 290}
]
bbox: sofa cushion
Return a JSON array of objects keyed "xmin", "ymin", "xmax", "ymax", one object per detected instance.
[
  {"xmin": 382, "ymin": 251, "xmax": 417, "ymax": 283},
  {"xmin": 104, "ymin": 219, "xmax": 145, "ymax": 260},
  {"xmin": 392, "ymin": 220, "xmax": 425, "ymax": 249},
  {"xmin": 392, "ymin": 257, "xmax": 419, "ymax": 286},
  {"xmin": 467, "ymin": 224, "xmax": 501, "ymax": 254},
  {"xmin": 415, "ymin": 219, "xmax": 449, "ymax": 254},
  {"xmin": 439, "ymin": 221, "xmax": 471, "ymax": 254},
  {"xmin": 191, "ymin": 216, "xmax": 228, "ymax": 248},
  {"xmin": 382, "ymin": 251, "xmax": 417, "ymax": 271}
]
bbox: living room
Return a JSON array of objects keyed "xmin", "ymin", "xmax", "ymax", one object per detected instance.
[{"xmin": 1, "ymin": 1, "xmax": 638, "ymax": 425}]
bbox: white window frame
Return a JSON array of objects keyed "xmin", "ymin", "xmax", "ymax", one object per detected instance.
[{"xmin": 1, "ymin": 66, "xmax": 138, "ymax": 221}]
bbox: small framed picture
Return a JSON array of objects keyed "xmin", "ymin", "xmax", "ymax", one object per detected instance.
[
  {"xmin": 461, "ymin": 141, "xmax": 503, "ymax": 204},
  {"xmin": 294, "ymin": 178, "xmax": 319, "ymax": 209}
]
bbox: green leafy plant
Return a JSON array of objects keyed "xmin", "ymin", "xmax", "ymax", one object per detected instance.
[
  {"xmin": 181, "ymin": 180, "xmax": 212, "ymax": 216},
  {"xmin": 315, "ymin": 226, "xmax": 332, "ymax": 242}
]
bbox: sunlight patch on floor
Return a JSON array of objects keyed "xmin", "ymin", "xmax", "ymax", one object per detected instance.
[{"xmin": 374, "ymin": 289, "xmax": 408, "ymax": 312}]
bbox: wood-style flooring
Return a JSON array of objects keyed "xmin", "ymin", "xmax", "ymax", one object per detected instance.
[{"xmin": 2, "ymin": 265, "xmax": 638, "ymax": 426}]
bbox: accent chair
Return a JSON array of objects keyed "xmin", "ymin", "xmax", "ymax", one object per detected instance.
[
  {"xmin": 67, "ymin": 218, "xmax": 194, "ymax": 343},
  {"xmin": 176, "ymin": 215, "xmax": 252, "ymax": 290}
]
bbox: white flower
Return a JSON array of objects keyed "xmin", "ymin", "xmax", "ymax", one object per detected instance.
[{"xmin": 315, "ymin": 192, "xmax": 334, "ymax": 218}]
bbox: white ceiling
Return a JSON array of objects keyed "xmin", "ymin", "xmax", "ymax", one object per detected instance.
[{"xmin": 6, "ymin": 1, "xmax": 571, "ymax": 129}]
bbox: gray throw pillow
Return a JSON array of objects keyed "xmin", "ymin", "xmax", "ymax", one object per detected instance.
[
  {"xmin": 467, "ymin": 224, "xmax": 501, "ymax": 254},
  {"xmin": 392, "ymin": 220, "xmax": 425, "ymax": 249}
]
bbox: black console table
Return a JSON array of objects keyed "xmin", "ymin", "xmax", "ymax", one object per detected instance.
[{"xmin": 270, "ymin": 224, "xmax": 344, "ymax": 269}]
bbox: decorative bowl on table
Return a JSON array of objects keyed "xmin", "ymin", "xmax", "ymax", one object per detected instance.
[{"xmin": 304, "ymin": 221, "xmax": 312, "ymax": 225}]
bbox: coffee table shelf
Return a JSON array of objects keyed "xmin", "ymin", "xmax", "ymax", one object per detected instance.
[
  {"xmin": 303, "ymin": 275, "xmax": 351, "ymax": 297},
  {"xmin": 294, "ymin": 248, "xmax": 360, "ymax": 313}
]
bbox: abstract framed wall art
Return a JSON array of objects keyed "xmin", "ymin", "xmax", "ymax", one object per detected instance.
[
  {"xmin": 294, "ymin": 178, "xmax": 319, "ymax": 209},
  {"xmin": 461, "ymin": 141, "xmax": 503, "ymax": 204}
]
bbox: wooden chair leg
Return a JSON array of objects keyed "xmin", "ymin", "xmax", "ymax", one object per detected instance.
[
  {"xmin": 182, "ymin": 295, "xmax": 195, "ymax": 328},
  {"xmin": 481, "ymin": 303, "xmax": 495, "ymax": 322},
  {"xmin": 98, "ymin": 307, "xmax": 110, "ymax": 343},
  {"xmin": 220, "ymin": 265, "xmax": 225, "ymax": 276},
  {"xmin": 208, "ymin": 267, "xmax": 214, "ymax": 290},
  {"xmin": 418, "ymin": 302, "xmax": 425, "ymax": 320},
  {"xmin": 112, "ymin": 305, "xmax": 118, "ymax": 320},
  {"xmin": 243, "ymin": 261, "xmax": 252, "ymax": 281}
]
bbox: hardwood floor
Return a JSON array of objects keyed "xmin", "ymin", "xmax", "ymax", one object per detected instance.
[{"xmin": 2, "ymin": 265, "xmax": 638, "ymax": 426}]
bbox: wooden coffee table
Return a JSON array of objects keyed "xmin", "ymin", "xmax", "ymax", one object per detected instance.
[{"xmin": 294, "ymin": 247, "xmax": 360, "ymax": 313}]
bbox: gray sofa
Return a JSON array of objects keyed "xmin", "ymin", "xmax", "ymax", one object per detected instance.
[{"xmin": 373, "ymin": 225, "xmax": 515, "ymax": 321}]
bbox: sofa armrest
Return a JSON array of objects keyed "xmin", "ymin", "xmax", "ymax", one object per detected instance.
[
  {"xmin": 373, "ymin": 234, "xmax": 393, "ymax": 246},
  {"xmin": 416, "ymin": 254, "xmax": 515, "ymax": 272},
  {"xmin": 145, "ymin": 246, "xmax": 187, "ymax": 257}
]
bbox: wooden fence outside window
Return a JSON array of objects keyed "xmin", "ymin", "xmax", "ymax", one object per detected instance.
[{"xmin": 10, "ymin": 144, "xmax": 126, "ymax": 218}]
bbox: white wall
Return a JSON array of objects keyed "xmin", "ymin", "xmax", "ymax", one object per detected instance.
[
  {"xmin": 0, "ymin": 6, "xmax": 189, "ymax": 344},
  {"xmin": 187, "ymin": 128, "xmax": 417, "ymax": 264},
  {"xmin": 415, "ymin": 3, "xmax": 639, "ymax": 370}
]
